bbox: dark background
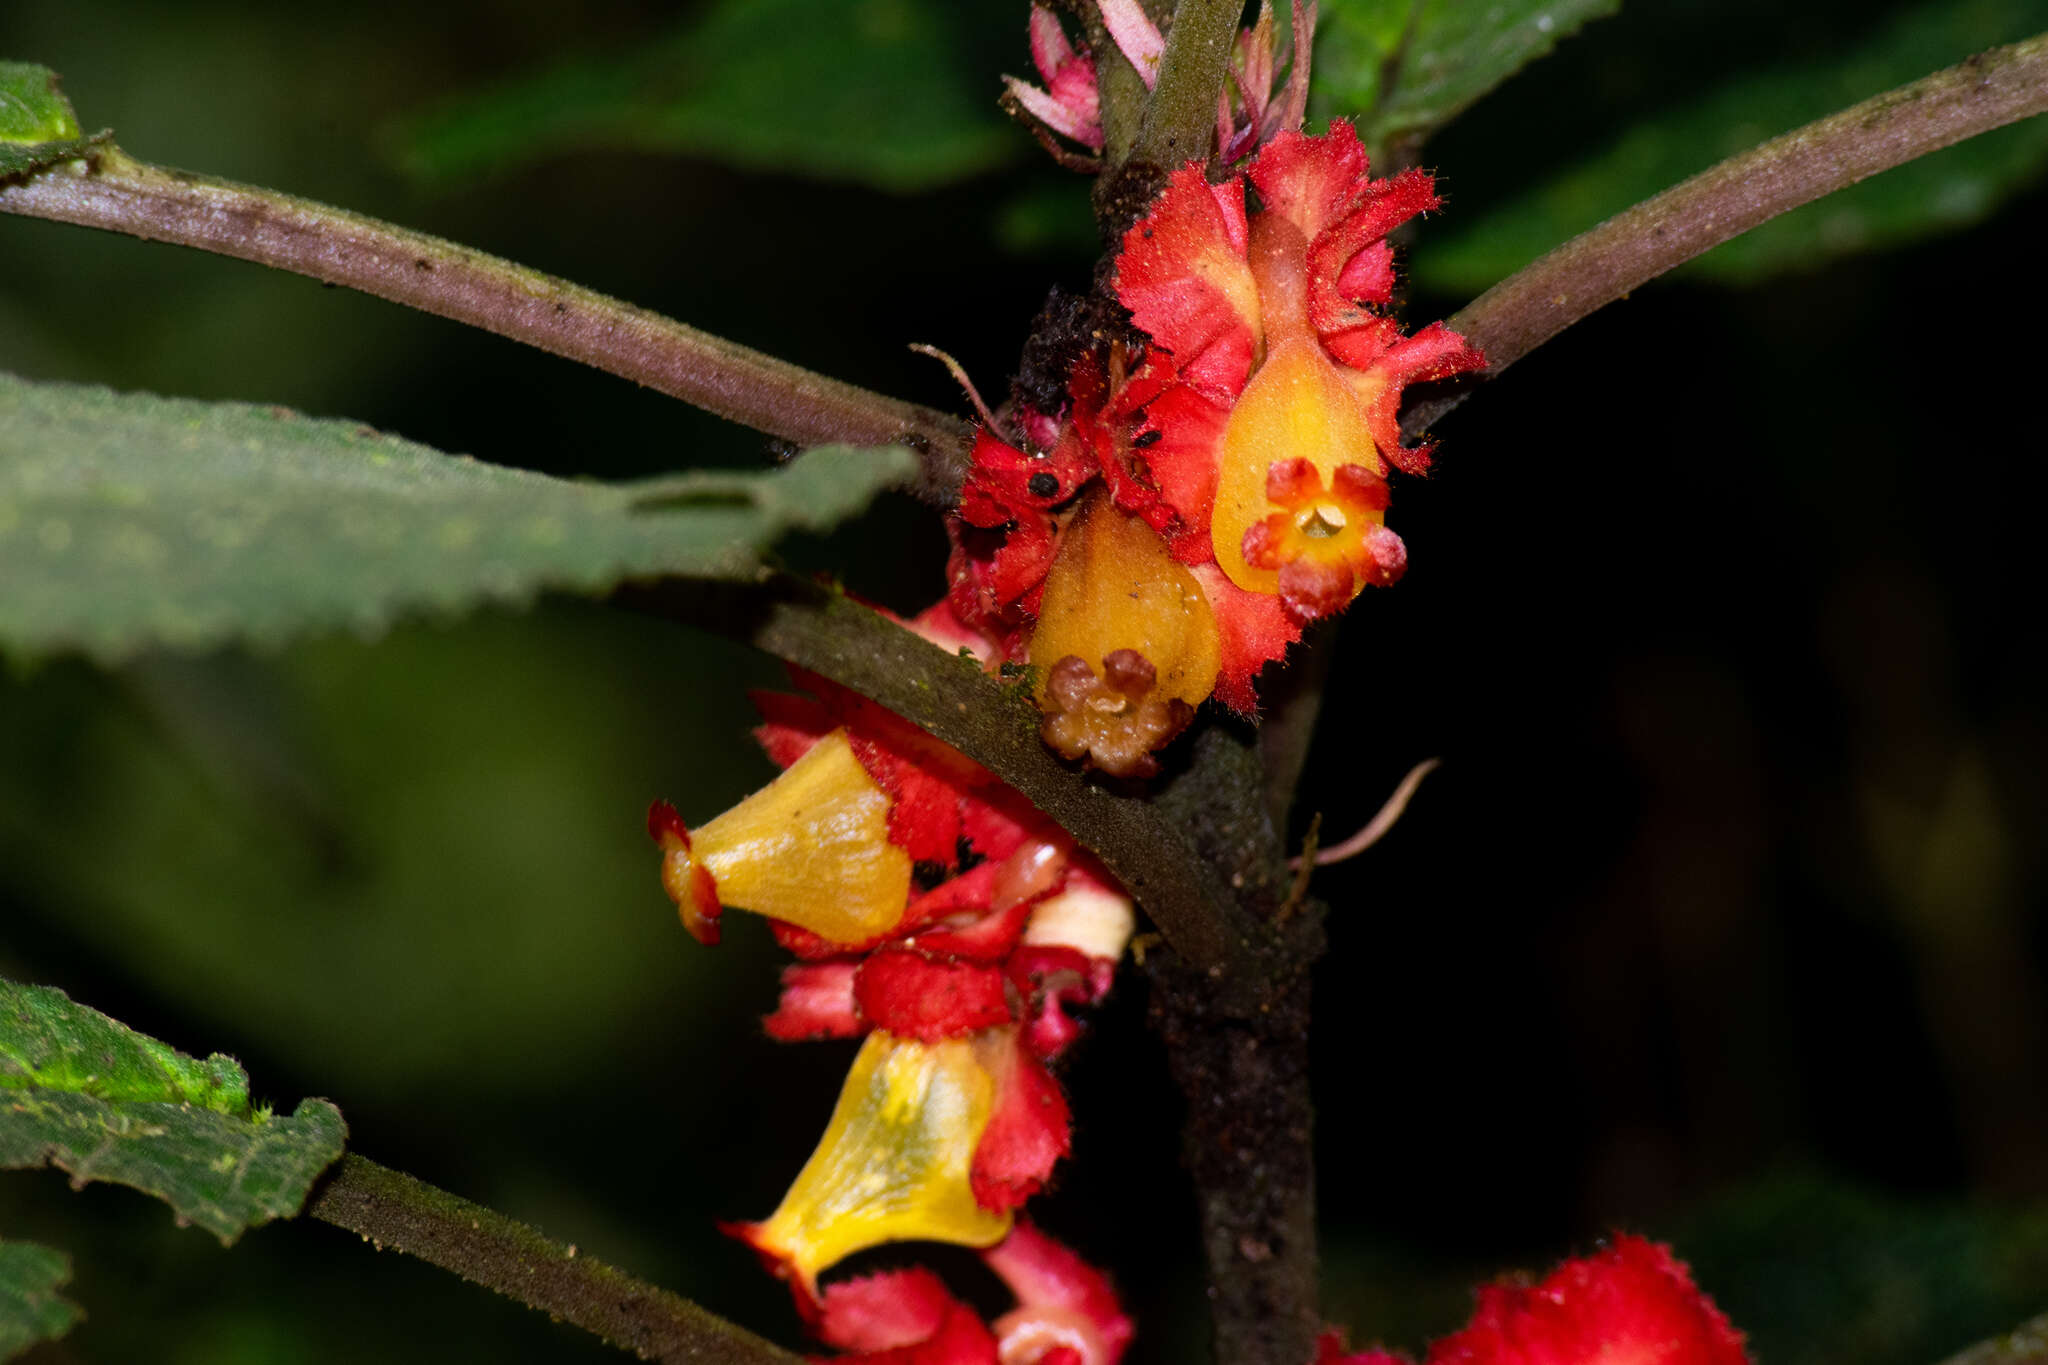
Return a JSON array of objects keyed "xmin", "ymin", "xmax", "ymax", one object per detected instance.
[{"xmin": 3, "ymin": 2, "xmax": 2045, "ymax": 1362}]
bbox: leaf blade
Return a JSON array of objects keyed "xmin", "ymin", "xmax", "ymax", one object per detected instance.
[
  {"xmin": 0, "ymin": 61, "xmax": 108, "ymax": 180},
  {"xmin": 1411, "ymin": 0, "xmax": 2048, "ymax": 292},
  {"xmin": 397, "ymin": 0, "xmax": 1016, "ymax": 192},
  {"xmin": 0, "ymin": 372, "xmax": 917, "ymax": 660},
  {"xmin": 0, "ymin": 1240, "xmax": 81, "ymax": 1361},
  {"xmin": 0, "ymin": 979, "xmax": 347, "ymax": 1245},
  {"xmin": 1313, "ymin": 0, "xmax": 1619, "ymax": 153}
]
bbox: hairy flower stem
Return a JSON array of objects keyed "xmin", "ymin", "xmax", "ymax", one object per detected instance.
[
  {"xmin": 306, "ymin": 1154, "xmax": 804, "ymax": 1365},
  {"xmin": 0, "ymin": 149, "xmax": 973, "ymax": 502},
  {"xmin": 1405, "ymin": 28, "xmax": 2048, "ymax": 435}
]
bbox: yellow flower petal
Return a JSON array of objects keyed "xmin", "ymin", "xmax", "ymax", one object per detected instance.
[
  {"xmin": 1210, "ymin": 336, "xmax": 1386, "ymax": 595},
  {"xmin": 694, "ymin": 728, "xmax": 911, "ymax": 944},
  {"xmin": 746, "ymin": 1031, "xmax": 1013, "ymax": 1290}
]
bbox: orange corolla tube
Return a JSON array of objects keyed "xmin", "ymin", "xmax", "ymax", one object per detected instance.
[
  {"xmin": 1209, "ymin": 210, "xmax": 1397, "ymax": 610},
  {"xmin": 652, "ymin": 728, "xmax": 912, "ymax": 946},
  {"xmin": 1026, "ymin": 491, "xmax": 1220, "ymax": 776},
  {"xmin": 738, "ymin": 1030, "xmax": 1014, "ymax": 1293}
]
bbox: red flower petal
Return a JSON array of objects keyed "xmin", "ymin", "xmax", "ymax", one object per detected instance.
[
  {"xmin": 983, "ymin": 1222, "xmax": 1135, "ymax": 1365},
  {"xmin": 1351, "ymin": 321, "xmax": 1488, "ymax": 478},
  {"xmin": 1007, "ymin": 944, "xmax": 1096, "ymax": 1059},
  {"xmin": 969, "ymin": 1040, "xmax": 1071, "ymax": 1212},
  {"xmin": 1306, "ymin": 167, "xmax": 1442, "ymax": 333},
  {"xmin": 828, "ymin": 1301, "xmax": 1001, "ymax": 1365},
  {"xmin": 813, "ymin": 1267, "xmax": 961, "ymax": 1353},
  {"xmin": 1248, "ymin": 122, "xmax": 1369, "ymax": 243},
  {"xmin": 1116, "ymin": 164, "xmax": 1260, "ymax": 402},
  {"xmin": 854, "ymin": 951, "xmax": 1013, "ymax": 1041},
  {"xmin": 764, "ymin": 962, "xmax": 864, "ymax": 1041},
  {"xmin": 1188, "ymin": 562, "xmax": 1302, "ymax": 714},
  {"xmin": 1427, "ymin": 1235, "xmax": 1749, "ymax": 1365}
]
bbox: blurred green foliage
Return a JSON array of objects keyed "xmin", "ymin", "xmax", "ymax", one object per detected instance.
[
  {"xmin": 0, "ymin": 371, "xmax": 915, "ymax": 661},
  {"xmin": 1414, "ymin": 0, "xmax": 2048, "ymax": 290},
  {"xmin": 1314, "ymin": 0, "xmax": 1620, "ymax": 158},
  {"xmin": 0, "ymin": 1241, "xmax": 78, "ymax": 1360},
  {"xmin": 398, "ymin": 0, "xmax": 1019, "ymax": 192}
]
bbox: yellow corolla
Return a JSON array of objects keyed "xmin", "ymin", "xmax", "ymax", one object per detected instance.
[
  {"xmin": 656, "ymin": 728, "xmax": 912, "ymax": 945},
  {"xmin": 741, "ymin": 1030, "xmax": 1013, "ymax": 1291}
]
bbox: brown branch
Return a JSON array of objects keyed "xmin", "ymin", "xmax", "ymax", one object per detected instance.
[
  {"xmin": 1938, "ymin": 1312, "xmax": 2048, "ymax": 1365},
  {"xmin": 306, "ymin": 1154, "xmax": 804, "ymax": 1365},
  {"xmin": 1404, "ymin": 29, "xmax": 2048, "ymax": 436},
  {"xmin": 0, "ymin": 149, "xmax": 974, "ymax": 503},
  {"xmin": 613, "ymin": 577, "xmax": 1269, "ymax": 996}
]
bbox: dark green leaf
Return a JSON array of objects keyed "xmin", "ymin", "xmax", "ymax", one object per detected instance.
[
  {"xmin": 398, "ymin": 0, "xmax": 1015, "ymax": 191},
  {"xmin": 0, "ymin": 61, "xmax": 107, "ymax": 180},
  {"xmin": 0, "ymin": 1240, "xmax": 81, "ymax": 1361},
  {"xmin": 1674, "ymin": 1175, "xmax": 2048, "ymax": 1365},
  {"xmin": 0, "ymin": 371, "xmax": 917, "ymax": 660},
  {"xmin": 1412, "ymin": 0, "xmax": 2048, "ymax": 292},
  {"xmin": 0, "ymin": 979, "xmax": 347, "ymax": 1244},
  {"xmin": 1313, "ymin": 0, "xmax": 1618, "ymax": 154}
]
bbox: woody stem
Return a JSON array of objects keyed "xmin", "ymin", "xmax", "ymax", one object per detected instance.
[{"xmin": 0, "ymin": 149, "xmax": 974, "ymax": 503}]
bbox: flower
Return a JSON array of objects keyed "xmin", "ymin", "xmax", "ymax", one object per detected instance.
[
  {"xmin": 1428, "ymin": 1235, "xmax": 1747, "ymax": 1365},
  {"xmin": 948, "ymin": 121, "xmax": 1482, "ymax": 767},
  {"xmin": 650, "ymin": 603, "xmax": 1136, "ymax": 1291},
  {"xmin": 1318, "ymin": 1235, "xmax": 1749, "ymax": 1365},
  {"xmin": 807, "ymin": 1221, "xmax": 1135, "ymax": 1365},
  {"xmin": 1002, "ymin": 0, "xmax": 1312, "ymax": 172}
]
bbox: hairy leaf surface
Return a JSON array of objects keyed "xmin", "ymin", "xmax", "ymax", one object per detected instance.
[
  {"xmin": 1412, "ymin": 0, "xmax": 2048, "ymax": 291},
  {"xmin": 0, "ymin": 979, "xmax": 347, "ymax": 1244},
  {"xmin": 0, "ymin": 60, "xmax": 107, "ymax": 179},
  {"xmin": 0, "ymin": 372, "xmax": 916, "ymax": 660},
  {"xmin": 397, "ymin": 0, "xmax": 1013, "ymax": 191},
  {"xmin": 0, "ymin": 1240, "xmax": 81, "ymax": 1361},
  {"xmin": 1314, "ymin": 0, "xmax": 1618, "ymax": 155}
]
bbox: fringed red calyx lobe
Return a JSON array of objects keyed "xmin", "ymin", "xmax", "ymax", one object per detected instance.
[
  {"xmin": 1318, "ymin": 1234, "xmax": 1751, "ymax": 1365},
  {"xmin": 1428, "ymin": 1235, "xmax": 1749, "ymax": 1365},
  {"xmin": 945, "ymin": 118, "xmax": 1480, "ymax": 772},
  {"xmin": 804, "ymin": 1222, "xmax": 1133, "ymax": 1365}
]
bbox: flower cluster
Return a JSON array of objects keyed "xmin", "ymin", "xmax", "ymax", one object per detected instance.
[
  {"xmin": 809, "ymin": 1222, "xmax": 1133, "ymax": 1365},
  {"xmin": 1321, "ymin": 1235, "xmax": 1750, "ymax": 1365},
  {"xmin": 1003, "ymin": 0, "xmax": 1313, "ymax": 170},
  {"xmin": 650, "ymin": 602, "xmax": 1136, "ymax": 1358},
  {"xmin": 948, "ymin": 119, "xmax": 1485, "ymax": 774}
]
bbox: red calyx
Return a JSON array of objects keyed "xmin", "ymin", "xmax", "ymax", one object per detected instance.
[{"xmin": 853, "ymin": 950, "xmax": 1012, "ymax": 1041}]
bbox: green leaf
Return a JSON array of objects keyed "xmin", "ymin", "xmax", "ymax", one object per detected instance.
[
  {"xmin": 0, "ymin": 979, "xmax": 347, "ymax": 1245},
  {"xmin": 0, "ymin": 371, "xmax": 917, "ymax": 661},
  {"xmin": 1412, "ymin": 0, "xmax": 2048, "ymax": 293},
  {"xmin": 0, "ymin": 63, "xmax": 80, "ymax": 143},
  {"xmin": 398, "ymin": 0, "xmax": 1015, "ymax": 192},
  {"xmin": 1313, "ymin": 0, "xmax": 1619, "ymax": 154},
  {"xmin": 0, "ymin": 61, "xmax": 107, "ymax": 180},
  {"xmin": 0, "ymin": 979, "xmax": 248, "ymax": 1115},
  {"xmin": 0, "ymin": 1240, "xmax": 81, "ymax": 1361}
]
